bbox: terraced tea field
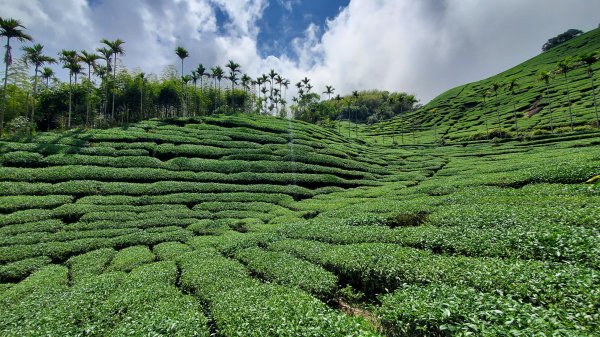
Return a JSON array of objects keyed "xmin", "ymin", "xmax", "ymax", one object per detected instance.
[
  {"xmin": 368, "ymin": 27, "xmax": 600, "ymax": 143},
  {"xmin": 1, "ymin": 114, "xmax": 598, "ymax": 336}
]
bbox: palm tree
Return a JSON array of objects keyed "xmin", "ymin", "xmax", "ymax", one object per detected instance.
[
  {"xmin": 579, "ymin": 52, "xmax": 599, "ymax": 127},
  {"xmin": 537, "ymin": 70, "xmax": 554, "ymax": 133},
  {"xmin": 226, "ymin": 60, "xmax": 240, "ymax": 91},
  {"xmin": 282, "ymin": 78, "xmax": 290, "ymax": 99},
  {"xmin": 211, "ymin": 66, "xmax": 224, "ymax": 110},
  {"xmin": 241, "ymin": 74, "xmax": 251, "ymax": 94},
  {"xmin": 175, "ymin": 46, "xmax": 189, "ymax": 79},
  {"xmin": 556, "ymin": 57, "xmax": 574, "ymax": 130},
  {"xmin": 59, "ymin": 50, "xmax": 78, "ymax": 128},
  {"xmin": 190, "ymin": 70, "xmax": 199, "ymax": 115},
  {"xmin": 196, "ymin": 64, "xmax": 207, "ymax": 114},
  {"xmin": 41, "ymin": 67, "xmax": 54, "ymax": 87},
  {"xmin": 1, "ymin": 17, "xmax": 33, "ymax": 137},
  {"xmin": 480, "ymin": 89, "xmax": 491, "ymax": 139},
  {"xmin": 138, "ymin": 72, "xmax": 145, "ymax": 120},
  {"xmin": 182, "ymin": 74, "xmax": 192, "ymax": 116},
  {"xmin": 101, "ymin": 38, "xmax": 125, "ymax": 121},
  {"xmin": 175, "ymin": 46, "xmax": 189, "ymax": 114},
  {"xmin": 352, "ymin": 90, "xmax": 359, "ymax": 137},
  {"xmin": 506, "ymin": 79, "xmax": 520, "ymax": 132},
  {"xmin": 96, "ymin": 47, "xmax": 112, "ymax": 118},
  {"xmin": 323, "ymin": 85, "xmax": 334, "ymax": 100},
  {"xmin": 79, "ymin": 50, "xmax": 100, "ymax": 127},
  {"xmin": 257, "ymin": 76, "xmax": 266, "ymax": 112},
  {"xmin": 268, "ymin": 69, "xmax": 277, "ymax": 100},
  {"xmin": 23, "ymin": 43, "xmax": 56, "ymax": 131},
  {"xmin": 490, "ymin": 81, "xmax": 502, "ymax": 128}
]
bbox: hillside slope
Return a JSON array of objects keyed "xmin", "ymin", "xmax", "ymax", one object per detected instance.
[
  {"xmin": 369, "ymin": 28, "xmax": 600, "ymax": 142},
  {"xmin": 0, "ymin": 115, "xmax": 599, "ymax": 335}
]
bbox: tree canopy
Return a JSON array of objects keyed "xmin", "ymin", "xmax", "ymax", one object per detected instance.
[{"xmin": 542, "ymin": 29, "xmax": 583, "ymax": 52}]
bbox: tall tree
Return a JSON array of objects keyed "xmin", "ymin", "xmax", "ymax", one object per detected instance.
[
  {"xmin": 96, "ymin": 47, "xmax": 113, "ymax": 118},
  {"xmin": 490, "ymin": 81, "xmax": 501, "ymax": 128},
  {"xmin": 211, "ymin": 66, "xmax": 224, "ymax": 110},
  {"xmin": 41, "ymin": 66, "xmax": 54, "ymax": 87},
  {"xmin": 556, "ymin": 57, "xmax": 574, "ymax": 131},
  {"xmin": 175, "ymin": 46, "xmax": 189, "ymax": 115},
  {"xmin": 23, "ymin": 43, "xmax": 56, "ymax": 131},
  {"xmin": 175, "ymin": 46, "xmax": 189, "ymax": 79},
  {"xmin": 196, "ymin": 64, "xmax": 207, "ymax": 114},
  {"xmin": 79, "ymin": 50, "xmax": 100, "ymax": 127},
  {"xmin": 138, "ymin": 72, "xmax": 145, "ymax": 120},
  {"xmin": 59, "ymin": 49, "xmax": 78, "ymax": 128},
  {"xmin": 323, "ymin": 85, "xmax": 334, "ymax": 100},
  {"xmin": 226, "ymin": 60, "xmax": 240, "ymax": 91},
  {"xmin": 352, "ymin": 90, "xmax": 359, "ymax": 137},
  {"xmin": 506, "ymin": 79, "xmax": 520, "ymax": 132},
  {"xmin": 1, "ymin": 17, "xmax": 32, "ymax": 137},
  {"xmin": 101, "ymin": 38, "xmax": 125, "ymax": 121},
  {"xmin": 579, "ymin": 52, "xmax": 599, "ymax": 127},
  {"xmin": 537, "ymin": 70, "xmax": 554, "ymax": 132},
  {"xmin": 268, "ymin": 69, "xmax": 277, "ymax": 105}
]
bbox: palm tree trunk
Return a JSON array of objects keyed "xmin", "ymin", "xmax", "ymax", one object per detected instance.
[
  {"xmin": 68, "ymin": 73, "xmax": 72, "ymax": 128},
  {"xmin": 512, "ymin": 93, "xmax": 518, "ymax": 132},
  {"xmin": 112, "ymin": 56, "xmax": 116, "ymax": 122},
  {"xmin": 30, "ymin": 65, "xmax": 39, "ymax": 133},
  {"xmin": 198, "ymin": 76, "xmax": 204, "ymax": 115},
  {"xmin": 592, "ymin": 77, "xmax": 599, "ymax": 128},
  {"xmin": 140, "ymin": 84, "xmax": 143, "ymax": 120},
  {"xmin": 545, "ymin": 83, "xmax": 553, "ymax": 133},
  {"xmin": 1, "ymin": 38, "xmax": 11, "ymax": 137},
  {"xmin": 495, "ymin": 92, "xmax": 500, "ymax": 128},
  {"xmin": 564, "ymin": 74, "xmax": 573, "ymax": 131},
  {"xmin": 86, "ymin": 66, "xmax": 91, "ymax": 128}
]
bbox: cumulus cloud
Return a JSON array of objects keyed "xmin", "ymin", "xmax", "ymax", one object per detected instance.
[
  {"xmin": 293, "ymin": 0, "xmax": 600, "ymax": 102},
  {"xmin": 2, "ymin": 0, "xmax": 600, "ymax": 103}
]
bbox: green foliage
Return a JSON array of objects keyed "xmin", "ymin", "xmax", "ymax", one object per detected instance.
[
  {"xmin": 0, "ymin": 113, "xmax": 598, "ymax": 335},
  {"xmin": 235, "ymin": 247, "xmax": 338, "ymax": 298},
  {"xmin": 105, "ymin": 245, "xmax": 155, "ymax": 272},
  {"xmin": 378, "ymin": 284, "xmax": 586, "ymax": 336}
]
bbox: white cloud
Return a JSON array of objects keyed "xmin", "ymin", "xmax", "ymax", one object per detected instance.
[{"xmin": 2, "ymin": 0, "xmax": 600, "ymax": 103}]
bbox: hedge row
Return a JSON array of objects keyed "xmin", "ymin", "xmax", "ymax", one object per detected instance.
[
  {"xmin": 65, "ymin": 248, "xmax": 116, "ymax": 282},
  {"xmin": 76, "ymin": 192, "xmax": 295, "ymax": 207},
  {"xmin": 277, "ymin": 221, "xmax": 600, "ymax": 269},
  {"xmin": 0, "ymin": 227, "xmax": 192, "ymax": 264},
  {"xmin": 0, "ymin": 142, "xmax": 148, "ymax": 156},
  {"xmin": 377, "ymin": 284, "xmax": 591, "ymax": 336},
  {"xmin": 0, "ymin": 219, "xmax": 64, "ymax": 236},
  {"xmin": 0, "ymin": 181, "xmax": 316, "ymax": 200},
  {"xmin": 0, "ymin": 228, "xmax": 140, "ymax": 247},
  {"xmin": 105, "ymin": 245, "xmax": 156, "ymax": 272},
  {"xmin": 0, "ymin": 262, "xmax": 210, "ymax": 336},
  {"xmin": 177, "ymin": 248, "xmax": 377, "ymax": 336},
  {"xmin": 269, "ymin": 240, "xmax": 599, "ymax": 328},
  {"xmin": 0, "ymin": 165, "xmax": 370, "ymax": 188},
  {"xmin": 234, "ymin": 247, "xmax": 338, "ymax": 298}
]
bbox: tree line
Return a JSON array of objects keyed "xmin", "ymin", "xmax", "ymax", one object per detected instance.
[{"xmin": 0, "ymin": 17, "xmax": 419, "ymax": 137}]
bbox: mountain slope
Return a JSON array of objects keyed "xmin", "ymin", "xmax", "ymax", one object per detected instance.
[{"xmin": 369, "ymin": 27, "xmax": 600, "ymax": 142}]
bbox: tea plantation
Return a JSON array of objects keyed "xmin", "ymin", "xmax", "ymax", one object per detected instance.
[
  {"xmin": 1, "ymin": 114, "xmax": 599, "ymax": 336},
  {"xmin": 367, "ymin": 27, "xmax": 600, "ymax": 143}
]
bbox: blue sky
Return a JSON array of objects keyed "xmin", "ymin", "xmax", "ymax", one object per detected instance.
[
  {"xmin": 3, "ymin": 0, "xmax": 600, "ymax": 103},
  {"xmin": 254, "ymin": 0, "xmax": 348, "ymax": 58}
]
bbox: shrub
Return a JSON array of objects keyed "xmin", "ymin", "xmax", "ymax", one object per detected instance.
[{"xmin": 105, "ymin": 246, "xmax": 155, "ymax": 272}]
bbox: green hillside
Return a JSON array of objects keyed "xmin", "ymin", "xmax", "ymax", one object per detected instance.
[
  {"xmin": 0, "ymin": 113, "xmax": 599, "ymax": 335},
  {"xmin": 367, "ymin": 28, "xmax": 600, "ymax": 142}
]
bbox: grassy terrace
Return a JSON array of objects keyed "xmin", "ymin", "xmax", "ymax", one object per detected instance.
[
  {"xmin": 366, "ymin": 28, "xmax": 600, "ymax": 143},
  {"xmin": 1, "ymin": 114, "xmax": 599, "ymax": 336}
]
